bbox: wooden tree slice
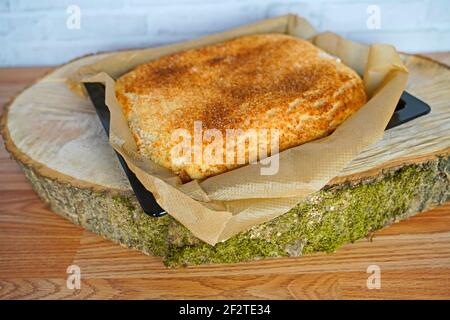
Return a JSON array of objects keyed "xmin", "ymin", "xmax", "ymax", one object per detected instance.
[{"xmin": 1, "ymin": 53, "xmax": 449, "ymax": 267}]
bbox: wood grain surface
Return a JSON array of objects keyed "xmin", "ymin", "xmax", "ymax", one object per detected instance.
[{"xmin": 0, "ymin": 53, "xmax": 449, "ymax": 300}]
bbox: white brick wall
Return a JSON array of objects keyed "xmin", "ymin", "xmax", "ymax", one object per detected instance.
[{"xmin": 1, "ymin": 0, "xmax": 449, "ymax": 66}]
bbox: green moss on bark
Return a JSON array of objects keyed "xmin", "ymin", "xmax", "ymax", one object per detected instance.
[
  {"xmin": 165, "ymin": 158, "xmax": 449, "ymax": 267},
  {"xmin": 14, "ymin": 155, "xmax": 449, "ymax": 267}
]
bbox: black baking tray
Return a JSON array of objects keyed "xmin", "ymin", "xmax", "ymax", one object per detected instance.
[
  {"xmin": 84, "ymin": 83, "xmax": 166, "ymax": 217},
  {"xmin": 386, "ymin": 91, "xmax": 431, "ymax": 129},
  {"xmin": 84, "ymin": 83, "xmax": 430, "ymax": 217}
]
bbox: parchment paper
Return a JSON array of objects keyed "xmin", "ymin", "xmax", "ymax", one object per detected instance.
[{"xmin": 70, "ymin": 14, "xmax": 409, "ymax": 245}]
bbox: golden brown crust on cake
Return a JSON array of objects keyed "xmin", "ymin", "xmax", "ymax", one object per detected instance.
[{"xmin": 115, "ymin": 34, "xmax": 367, "ymax": 181}]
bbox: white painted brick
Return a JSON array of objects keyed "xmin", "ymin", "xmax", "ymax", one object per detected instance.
[
  {"xmin": 0, "ymin": 47, "xmax": 8, "ymax": 65},
  {"xmin": 0, "ymin": 0, "xmax": 10, "ymax": 12},
  {"xmin": 0, "ymin": 13, "xmax": 50, "ymax": 40},
  {"xmin": 321, "ymin": 2, "xmax": 376, "ymax": 32},
  {"xmin": 426, "ymin": 0, "xmax": 450, "ymax": 29},
  {"xmin": 322, "ymin": 1, "xmax": 428, "ymax": 32},
  {"xmin": 375, "ymin": 1, "xmax": 428, "ymax": 30},
  {"xmin": 266, "ymin": 2, "xmax": 323, "ymax": 28},
  {"xmin": 48, "ymin": 13, "xmax": 148, "ymax": 40},
  {"xmin": 0, "ymin": 12, "xmax": 147, "ymax": 41},
  {"xmin": 344, "ymin": 30, "xmax": 442, "ymax": 53},
  {"xmin": 0, "ymin": 0, "xmax": 450, "ymax": 66},
  {"xmin": 1, "ymin": 36, "xmax": 187, "ymax": 66},
  {"xmin": 14, "ymin": 0, "xmax": 125, "ymax": 11},
  {"xmin": 127, "ymin": 0, "xmax": 222, "ymax": 6},
  {"xmin": 436, "ymin": 31, "xmax": 450, "ymax": 51},
  {"xmin": 146, "ymin": 3, "xmax": 267, "ymax": 36}
]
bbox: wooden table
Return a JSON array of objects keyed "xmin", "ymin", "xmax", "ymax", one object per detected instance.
[{"xmin": 0, "ymin": 53, "xmax": 449, "ymax": 300}]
